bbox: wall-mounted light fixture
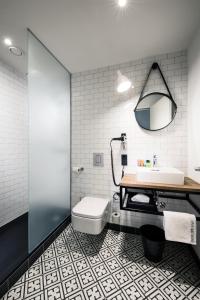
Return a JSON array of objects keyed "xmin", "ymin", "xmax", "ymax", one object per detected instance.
[{"xmin": 117, "ymin": 70, "xmax": 132, "ymax": 93}]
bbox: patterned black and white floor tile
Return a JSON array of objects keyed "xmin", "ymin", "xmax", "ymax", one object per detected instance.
[{"xmin": 2, "ymin": 223, "xmax": 200, "ymax": 300}]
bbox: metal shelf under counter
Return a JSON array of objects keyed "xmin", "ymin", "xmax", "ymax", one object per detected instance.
[{"xmin": 119, "ymin": 174, "xmax": 200, "ymax": 221}]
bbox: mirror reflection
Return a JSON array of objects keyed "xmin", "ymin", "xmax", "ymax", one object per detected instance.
[{"xmin": 134, "ymin": 92, "xmax": 177, "ymax": 131}]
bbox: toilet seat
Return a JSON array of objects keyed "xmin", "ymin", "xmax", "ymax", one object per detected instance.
[
  {"xmin": 72, "ymin": 196, "xmax": 110, "ymax": 235},
  {"xmin": 72, "ymin": 197, "xmax": 109, "ymax": 219}
]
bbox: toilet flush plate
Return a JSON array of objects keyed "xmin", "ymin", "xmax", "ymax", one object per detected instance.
[{"xmin": 93, "ymin": 153, "xmax": 104, "ymax": 167}]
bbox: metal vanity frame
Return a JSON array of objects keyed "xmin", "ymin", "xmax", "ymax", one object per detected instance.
[{"xmin": 119, "ymin": 176, "xmax": 200, "ymax": 221}]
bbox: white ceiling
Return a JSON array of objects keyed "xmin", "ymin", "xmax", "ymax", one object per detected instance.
[{"xmin": 0, "ymin": 0, "xmax": 200, "ymax": 73}]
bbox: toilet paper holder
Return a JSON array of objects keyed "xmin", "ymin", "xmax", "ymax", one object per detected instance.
[{"xmin": 72, "ymin": 167, "xmax": 84, "ymax": 174}]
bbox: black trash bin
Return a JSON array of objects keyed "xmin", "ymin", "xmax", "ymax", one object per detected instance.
[{"xmin": 140, "ymin": 225, "xmax": 165, "ymax": 262}]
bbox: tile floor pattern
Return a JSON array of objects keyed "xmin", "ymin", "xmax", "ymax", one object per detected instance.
[{"xmin": 2, "ymin": 223, "xmax": 200, "ymax": 300}]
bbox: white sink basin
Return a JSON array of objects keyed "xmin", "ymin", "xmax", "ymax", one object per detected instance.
[{"xmin": 136, "ymin": 167, "xmax": 184, "ymax": 185}]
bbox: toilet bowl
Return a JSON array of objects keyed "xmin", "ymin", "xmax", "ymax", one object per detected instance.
[{"xmin": 72, "ymin": 197, "xmax": 110, "ymax": 235}]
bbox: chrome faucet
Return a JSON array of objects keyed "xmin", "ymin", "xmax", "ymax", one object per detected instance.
[{"xmin": 153, "ymin": 154, "xmax": 157, "ymax": 168}]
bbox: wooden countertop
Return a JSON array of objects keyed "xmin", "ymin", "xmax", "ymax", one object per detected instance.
[{"xmin": 120, "ymin": 174, "xmax": 200, "ymax": 193}]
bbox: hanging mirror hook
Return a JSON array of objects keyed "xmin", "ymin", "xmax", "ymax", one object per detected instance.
[{"xmin": 139, "ymin": 62, "xmax": 173, "ymax": 101}]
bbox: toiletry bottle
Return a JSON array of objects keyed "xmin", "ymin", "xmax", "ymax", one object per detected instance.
[
  {"xmin": 137, "ymin": 159, "xmax": 143, "ymax": 167},
  {"xmin": 141, "ymin": 160, "xmax": 144, "ymax": 167},
  {"xmin": 153, "ymin": 155, "xmax": 157, "ymax": 168},
  {"xmin": 145, "ymin": 160, "xmax": 151, "ymax": 168}
]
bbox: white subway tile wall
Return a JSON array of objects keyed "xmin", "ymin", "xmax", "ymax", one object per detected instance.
[
  {"xmin": 72, "ymin": 51, "xmax": 188, "ymax": 227},
  {"xmin": 0, "ymin": 60, "xmax": 28, "ymax": 227}
]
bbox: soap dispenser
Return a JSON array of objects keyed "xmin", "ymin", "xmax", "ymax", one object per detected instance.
[{"xmin": 153, "ymin": 155, "xmax": 157, "ymax": 168}]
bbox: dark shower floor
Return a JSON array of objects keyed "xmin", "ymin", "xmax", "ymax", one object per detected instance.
[{"xmin": 0, "ymin": 214, "xmax": 28, "ymax": 284}]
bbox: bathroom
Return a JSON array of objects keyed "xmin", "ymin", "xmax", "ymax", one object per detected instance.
[{"xmin": 0, "ymin": 0, "xmax": 200, "ymax": 299}]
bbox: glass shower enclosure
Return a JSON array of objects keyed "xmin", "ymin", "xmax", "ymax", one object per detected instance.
[
  {"xmin": 0, "ymin": 23, "xmax": 70, "ymax": 287},
  {"xmin": 28, "ymin": 30, "xmax": 71, "ymax": 252}
]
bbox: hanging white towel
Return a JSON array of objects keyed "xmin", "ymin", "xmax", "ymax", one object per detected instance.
[
  {"xmin": 131, "ymin": 193, "xmax": 150, "ymax": 204},
  {"xmin": 163, "ymin": 211, "xmax": 196, "ymax": 245}
]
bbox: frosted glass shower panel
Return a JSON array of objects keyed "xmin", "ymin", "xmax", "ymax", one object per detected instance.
[{"xmin": 28, "ymin": 32, "xmax": 70, "ymax": 252}]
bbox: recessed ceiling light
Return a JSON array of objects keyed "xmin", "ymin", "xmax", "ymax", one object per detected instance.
[
  {"xmin": 9, "ymin": 46, "xmax": 23, "ymax": 56},
  {"xmin": 118, "ymin": 0, "xmax": 127, "ymax": 7},
  {"xmin": 4, "ymin": 37, "xmax": 12, "ymax": 46}
]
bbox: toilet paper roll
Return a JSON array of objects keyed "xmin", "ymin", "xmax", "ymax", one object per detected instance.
[
  {"xmin": 112, "ymin": 212, "xmax": 120, "ymax": 224},
  {"xmin": 72, "ymin": 167, "xmax": 84, "ymax": 174}
]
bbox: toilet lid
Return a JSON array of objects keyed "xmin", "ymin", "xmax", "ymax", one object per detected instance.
[{"xmin": 72, "ymin": 197, "xmax": 109, "ymax": 219}]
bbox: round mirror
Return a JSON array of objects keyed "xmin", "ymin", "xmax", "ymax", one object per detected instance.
[{"xmin": 134, "ymin": 92, "xmax": 177, "ymax": 131}]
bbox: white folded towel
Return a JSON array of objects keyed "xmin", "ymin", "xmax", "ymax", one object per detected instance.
[
  {"xmin": 163, "ymin": 211, "xmax": 196, "ymax": 245},
  {"xmin": 131, "ymin": 194, "xmax": 150, "ymax": 204}
]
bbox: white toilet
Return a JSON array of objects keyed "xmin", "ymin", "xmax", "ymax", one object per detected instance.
[{"xmin": 72, "ymin": 196, "xmax": 110, "ymax": 235}]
